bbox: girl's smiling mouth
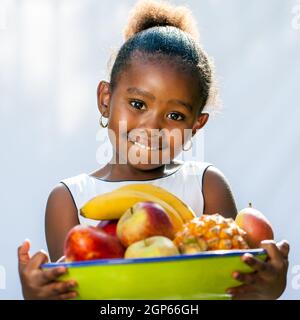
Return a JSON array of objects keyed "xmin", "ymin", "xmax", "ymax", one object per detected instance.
[
  {"xmin": 128, "ymin": 139, "xmax": 168, "ymax": 151},
  {"xmin": 127, "ymin": 130, "xmax": 169, "ymax": 151}
]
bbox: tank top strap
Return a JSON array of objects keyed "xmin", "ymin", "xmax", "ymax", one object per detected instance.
[
  {"xmin": 184, "ymin": 160, "xmax": 213, "ymax": 192},
  {"xmin": 175, "ymin": 160, "xmax": 213, "ymax": 216},
  {"xmin": 60, "ymin": 173, "xmax": 98, "ymax": 212}
]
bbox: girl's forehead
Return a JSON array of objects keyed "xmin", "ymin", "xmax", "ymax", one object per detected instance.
[{"xmin": 117, "ymin": 59, "xmax": 201, "ymax": 102}]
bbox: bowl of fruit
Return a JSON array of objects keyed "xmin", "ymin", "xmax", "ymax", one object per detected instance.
[{"xmin": 42, "ymin": 184, "xmax": 273, "ymax": 300}]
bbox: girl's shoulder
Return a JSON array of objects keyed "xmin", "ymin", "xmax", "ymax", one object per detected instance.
[
  {"xmin": 181, "ymin": 162, "xmax": 234, "ymax": 205},
  {"xmin": 45, "ymin": 182, "xmax": 80, "ymax": 224},
  {"xmin": 201, "ymin": 165, "xmax": 238, "ymax": 218},
  {"xmin": 202, "ymin": 165, "xmax": 231, "ymax": 189}
]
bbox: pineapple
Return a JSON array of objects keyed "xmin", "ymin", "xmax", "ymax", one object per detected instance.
[{"xmin": 173, "ymin": 214, "xmax": 249, "ymax": 254}]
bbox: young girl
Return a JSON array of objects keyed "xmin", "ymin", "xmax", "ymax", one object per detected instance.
[{"xmin": 18, "ymin": 0, "xmax": 289, "ymax": 300}]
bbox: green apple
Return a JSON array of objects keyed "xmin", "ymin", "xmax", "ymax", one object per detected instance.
[{"xmin": 124, "ymin": 236, "xmax": 179, "ymax": 259}]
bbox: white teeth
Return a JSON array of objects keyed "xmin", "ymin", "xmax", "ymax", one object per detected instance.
[{"xmin": 132, "ymin": 141, "xmax": 160, "ymax": 151}]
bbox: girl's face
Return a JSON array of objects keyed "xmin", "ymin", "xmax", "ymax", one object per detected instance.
[{"xmin": 98, "ymin": 58, "xmax": 209, "ymax": 171}]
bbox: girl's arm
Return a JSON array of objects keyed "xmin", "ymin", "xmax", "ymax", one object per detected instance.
[
  {"xmin": 18, "ymin": 184, "xmax": 79, "ymax": 299},
  {"xmin": 45, "ymin": 183, "xmax": 80, "ymax": 262},
  {"xmin": 202, "ymin": 166, "xmax": 238, "ymax": 218},
  {"xmin": 202, "ymin": 166, "xmax": 289, "ymax": 299}
]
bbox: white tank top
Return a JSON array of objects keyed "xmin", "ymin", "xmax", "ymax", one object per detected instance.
[{"xmin": 60, "ymin": 160, "xmax": 212, "ymax": 226}]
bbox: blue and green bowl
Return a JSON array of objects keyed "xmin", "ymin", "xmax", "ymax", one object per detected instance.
[{"xmin": 42, "ymin": 248, "xmax": 266, "ymax": 300}]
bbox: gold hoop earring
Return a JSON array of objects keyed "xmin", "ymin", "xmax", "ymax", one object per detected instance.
[
  {"xmin": 182, "ymin": 139, "xmax": 192, "ymax": 151},
  {"xmin": 99, "ymin": 114, "xmax": 108, "ymax": 128}
]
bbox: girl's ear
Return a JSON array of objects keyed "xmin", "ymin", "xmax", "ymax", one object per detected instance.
[
  {"xmin": 192, "ymin": 112, "xmax": 209, "ymax": 136},
  {"xmin": 97, "ymin": 81, "xmax": 111, "ymax": 117}
]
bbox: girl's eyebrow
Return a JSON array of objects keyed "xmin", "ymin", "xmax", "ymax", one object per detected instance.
[
  {"xmin": 126, "ymin": 87, "xmax": 193, "ymax": 112},
  {"xmin": 127, "ymin": 87, "xmax": 155, "ymax": 100}
]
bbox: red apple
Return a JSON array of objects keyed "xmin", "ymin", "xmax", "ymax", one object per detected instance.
[
  {"xmin": 64, "ymin": 225, "xmax": 125, "ymax": 262},
  {"xmin": 125, "ymin": 236, "xmax": 179, "ymax": 259},
  {"xmin": 116, "ymin": 201, "xmax": 176, "ymax": 248},
  {"xmin": 235, "ymin": 203, "xmax": 274, "ymax": 248},
  {"xmin": 97, "ymin": 220, "xmax": 118, "ymax": 236}
]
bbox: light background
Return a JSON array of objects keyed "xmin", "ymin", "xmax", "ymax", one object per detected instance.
[{"xmin": 0, "ymin": 0, "xmax": 299, "ymax": 299}]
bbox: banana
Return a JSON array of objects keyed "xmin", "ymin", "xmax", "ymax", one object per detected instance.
[
  {"xmin": 115, "ymin": 184, "xmax": 196, "ymax": 222},
  {"xmin": 80, "ymin": 189, "xmax": 184, "ymax": 232}
]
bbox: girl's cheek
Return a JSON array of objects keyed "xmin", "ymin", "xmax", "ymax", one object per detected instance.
[{"xmin": 170, "ymin": 133, "xmax": 184, "ymax": 148}]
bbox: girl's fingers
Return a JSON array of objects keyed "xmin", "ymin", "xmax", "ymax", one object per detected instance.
[
  {"xmin": 276, "ymin": 240, "xmax": 290, "ymax": 259},
  {"xmin": 44, "ymin": 280, "xmax": 77, "ymax": 296},
  {"xmin": 260, "ymin": 240, "xmax": 283, "ymax": 261},
  {"xmin": 242, "ymin": 253, "xmax": 270, "ymax": 272},
  {"xmin": 57, "ymin": 291, "xmax": 78, "ymax": 300},
  {"xmin": 232, "ymin": 270, "xmax": 258, "ymax": 286},
  {"xmin": 241, "ymin": 253, "xmax": 277, "ymax": 281},
  {"xmin": 226, "ymin": 284, "xmax": 255, "ymax": 299},
  {"xmin": 40, "ymin": 267, "xmax": 67, "ymax": 283},
  {"xmin": 26, "ymin": 250, "xmax": 49, "ymax": 270},
  {"xmin": 17, "ymin": 239, "xmax": 31, "ymax": 272}
]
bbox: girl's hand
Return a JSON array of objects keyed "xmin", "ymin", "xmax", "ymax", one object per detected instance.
[
  {"xmin": 227, "ymin": 240, "xmax": 289, "ymax": 300},
  {"xmin": 18, "ymin": 239, "xmax": 78, "ymax": 300}
]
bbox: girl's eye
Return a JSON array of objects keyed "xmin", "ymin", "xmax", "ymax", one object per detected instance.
[
  {"xmin": 129, "ymin": 101, "xmax": 184, "ymax": 121},
  {"xmin": 130, "ymin": 100, "xmax": 146, "ymax": 110},
  {"xmin": 167, "ymin": 112, "xmax": 185, "ymax": 121}
]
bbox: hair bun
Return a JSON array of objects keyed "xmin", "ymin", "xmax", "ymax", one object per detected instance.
[{"xmin": 123, "ymin": 0, "xmax": 200, "ymax": 41}]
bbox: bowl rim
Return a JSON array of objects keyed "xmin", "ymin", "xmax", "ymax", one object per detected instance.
[{"xmin": 43, "ymin": 248, "xmax": 265, "ymax": 269}]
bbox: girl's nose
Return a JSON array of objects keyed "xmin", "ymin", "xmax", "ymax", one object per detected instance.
[{"xmin": 135, "ymin": 109, "xmax": 162, "ymax": 131}]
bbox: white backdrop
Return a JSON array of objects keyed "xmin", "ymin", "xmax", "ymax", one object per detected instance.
[{"xmin": 0, "ymin": 0, "xmax": 299, "ymax": 299}]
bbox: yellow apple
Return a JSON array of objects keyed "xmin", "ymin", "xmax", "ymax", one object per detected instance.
[{"xmin": 124, "ymin": 236, "xmax": 179, "ymax": 259}]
